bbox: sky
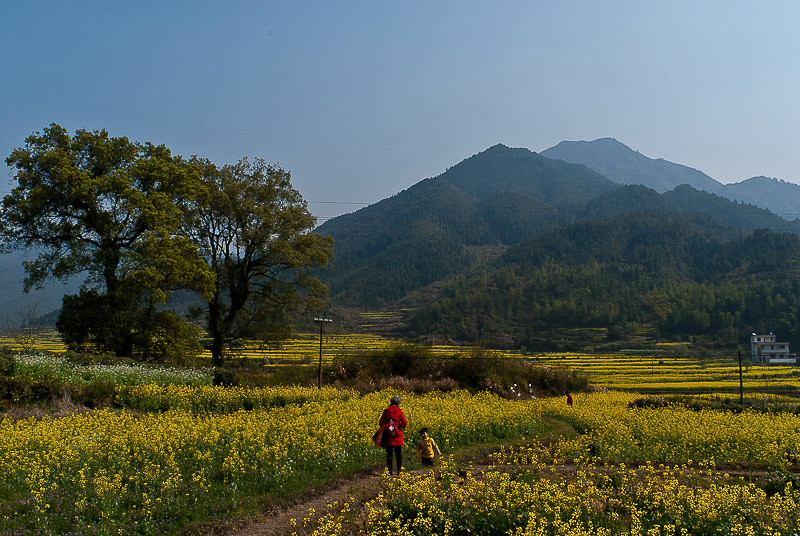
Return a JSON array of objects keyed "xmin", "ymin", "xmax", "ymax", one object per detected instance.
[{"xmin": 2, "ymin": 1, "xmax": 800, "ymax": 224}]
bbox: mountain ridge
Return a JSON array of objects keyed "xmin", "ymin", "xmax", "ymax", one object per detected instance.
[
  {"xmin": 316, "ymin": 142, "xmax": 800, "ymax": 312},
  {"xmin": 541, "ymin": 137, "xmax": 800, "ymax": 219},
  {"xmin": 315, "ymin": 144, "xmax": 623, "ymax": 306}
]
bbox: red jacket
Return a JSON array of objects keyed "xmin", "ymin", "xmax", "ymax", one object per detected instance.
[{"xmin": 379, "ymin": 404, "xmax": 407, "ymax": 447}]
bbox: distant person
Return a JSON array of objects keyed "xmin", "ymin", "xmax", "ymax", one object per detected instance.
[
  {"xmin": 566, "ymin": 392, "xmax": 573, "ymax": 407},
  {"xmin": 415, "ymin": 428, "xmax": 441, "ymax": 466},
  {"xmin": 379, "ymin": 396, "xmax": 407, "ymax": 474}
]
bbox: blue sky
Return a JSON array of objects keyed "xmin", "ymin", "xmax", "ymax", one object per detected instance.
[{"xmin": 2, "ymin": 1, "xmax": 800, "ymax": 223}]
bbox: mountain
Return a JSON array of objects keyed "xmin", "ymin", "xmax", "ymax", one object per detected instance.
[
  {"xmin": 315, "ymin": 144, "xmax": 620, "ymax": 307},
  {"xmin": 722, "ymin": 176, "xmax": 800, "ymax": 219},
  {"xmin": 314, "ymin": 142, "xmax": 800, "ymax": 351},
  {"xmin": 541, "ymin": 138, "xmax": 800, "ymax": 219},
  {"xmin": 438, "ymin": 144, "xmax": 617, "ymax": 208},
  {"xmin": 0, "ymin": 250, "xmax": 78, "ymax": 318},
  {"xmin": 541, "ymin": 138, "xmax": 725, "ymax": 194},
  {"xmin": 317, "ymin": 143, "xmax": 800, "ymax": 310}
]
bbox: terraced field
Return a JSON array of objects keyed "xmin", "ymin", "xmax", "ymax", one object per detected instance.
[{"xmin": 3, "ymin": 326, "xmax": 799, "ymax": 398}]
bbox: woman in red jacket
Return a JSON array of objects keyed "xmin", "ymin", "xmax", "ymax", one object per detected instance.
[{"xmin": 379, "ymin": 396, "xmax": 407, "ymax": 474}]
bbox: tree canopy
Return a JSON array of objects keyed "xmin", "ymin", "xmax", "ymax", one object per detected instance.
[
  {"xmin": 1, "ymin": 123, "xmax": 214, "ymax": 359},
  {"xmin": 186, "ymin": 157, "xmax": 334, "ymax": 365}
]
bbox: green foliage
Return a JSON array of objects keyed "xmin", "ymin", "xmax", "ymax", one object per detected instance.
[
  {"xmin": 186, "ymin": 157, "xmax": 334, "ymax": 366},
  {"xmin": 138, "ymin": 311, "xmax": 203, "ymax": 364},
  {"xmin": 70, "ymin": 378, "xmax": 117, "ymax": 408},
  {"xmin": 410, "ymin": 212, "xmax": 800, "ymax": 350},
  {"xmin": 0, "ymin": 375, "xmax": 65, "ymax": 409},
  {"xmin": 212, "ymin": 367, "xmax": 240, "ymax": 387},
  {"xmin": 56, "ymin": 290, "xmax": 203, "ymax": 363},
  {"xmin": 0, "ymin": 348, "xmax": 15, "ymax": 377},
  {"xmin": 1, "ymin": 123, "xmax": 214, "ymax": 359},
  {"xmin": 328, "ymin": 343, "xmax": 589, "ymax": 396}
]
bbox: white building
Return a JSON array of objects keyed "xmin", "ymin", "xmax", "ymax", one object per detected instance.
[{"xmin": 750, "ymin": 333, "xmax": 798, "ymax": 365}]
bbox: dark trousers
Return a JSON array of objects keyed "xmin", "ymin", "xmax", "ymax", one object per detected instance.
[{"xmin": 385, "ymin": 445, "xmax": 402, "ymax": 474}]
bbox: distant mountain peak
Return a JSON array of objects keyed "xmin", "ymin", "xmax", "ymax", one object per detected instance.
[
  {"xmin": 541, "ymin": 138, "xmax": 723, "ymax": 195},
  {"xmin": 555, "ymin": 137, "xmax": 625, "ymax": 147},
  {"xmin": 481, "ymin": 143, "xmax": 534, "ymax": 156}
]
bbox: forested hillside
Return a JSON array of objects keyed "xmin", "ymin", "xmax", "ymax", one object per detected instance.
[
  {"xmin": 317, "ymin": 143, "xmax": 800, "ymax": 351},
  {"xmin": 408, "ymin": 214, "xmax": 800, "ymax": 350},
  {"xmin": 316, "ymin": 144, "xmax": 619, "ymax": 306},
  {"xmin": 582, "ymin": 184, "xmax": 800, "ymax": 233}
]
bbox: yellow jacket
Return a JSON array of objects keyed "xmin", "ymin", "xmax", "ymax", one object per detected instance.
[{"xmin": 416, "ymin": 436, "xmax": 440, "ymax": 458}]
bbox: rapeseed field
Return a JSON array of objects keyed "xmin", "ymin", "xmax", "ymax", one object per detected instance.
[
  {"xmin": 0, "ymin": 388, "xmax": 545, "ymax": 535},
  {"xmin": 6, "ymin": 331, "xmax": 798, "ymax": 398},
  {"xmin": 3, "ymin": 333, "xmax": 800, "ymax": 534},
  {"xmin": 291, "ymin": 392, "xmax": 800, "ymax": 536}
]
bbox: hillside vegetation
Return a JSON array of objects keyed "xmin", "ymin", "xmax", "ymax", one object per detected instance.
[
  {"xmin": 410, "ymin": 216, "xmax": 800, "ymax": 350},
  {"xmin": 316, "ymin": 144, "xmax": 618, "ymax": 307},
  {"xmin": 318, "ymin": 144, "xmax": 800, "ymax": 352}
]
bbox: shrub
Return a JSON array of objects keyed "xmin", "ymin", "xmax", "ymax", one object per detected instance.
[
  {"xmin": 0, "ymin": 375, "xmax": 65, "ymax": 408},
  {"xmin": 328, "ymin": 344, "xmax": 590, "ymax": 397},
  {"xmin": 266, "ymin": 365, "xmax": 318, "ymax": 387},
  {"xmin": 213, "ymin": 368, "xmax": 240, "ymax": 387},
  {"xmin": 71, "ymin": 379, "xmax": 117, "ymax": 408},
  {"xmin": 0, "ymin": 348, "xmax": 15, "ymax": 377}
]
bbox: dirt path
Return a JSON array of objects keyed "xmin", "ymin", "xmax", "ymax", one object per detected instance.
[{"xmin": 226, "ymin": 468, "xmax": 385, "ymax": 536}]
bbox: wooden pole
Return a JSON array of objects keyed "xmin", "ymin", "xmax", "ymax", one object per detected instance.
[
  {"xmin": 738, "ymin": 350, "xmax": 744, "ymax": 405},
  {"xmin": 314, "ymin": 317, "xmax": 332, "ymax": 389}
]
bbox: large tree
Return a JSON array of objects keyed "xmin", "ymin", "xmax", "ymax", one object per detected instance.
[
  {"xmin": 1, "ymin": 123, "xmax": 214, "ymax": 359},
  {"xmin": 187, "ymin": 157, "xmax": 334, "ymax": 366}
]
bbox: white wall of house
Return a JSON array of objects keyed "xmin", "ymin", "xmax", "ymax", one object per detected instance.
[{"xmin": 751, "ymin": 333, "xmax": 798, "ymax": 365}]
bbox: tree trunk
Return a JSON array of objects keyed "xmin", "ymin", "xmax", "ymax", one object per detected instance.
[{"xmin": 208, "ymin": 297, "xmax": 224, "ymax": 367}]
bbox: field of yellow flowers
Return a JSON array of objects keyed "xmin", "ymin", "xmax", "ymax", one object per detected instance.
[
  {"xmin": 534, "ymin": 391, "xmax": 800, "ymax": 467},
  {"xmin": 294, "ymin": 454, "xmax": 800, "ymax": 535},
  {"xmin": 0, "ymin": 387, "xmax": 545, "ymax": 535},
  {"xmin": 4, "ymin": 331, "xmax": 800, "ymax": 534},
  {"xmin": 291, "ymin": 392, "xmax": 800, "ymax": 536},
  {"xmin": 6, "ymin": 330, "xmax": 799, "ymax": 398},
  {"xmin": 534, "ymin": 351, "xmax": 800, "ymax": 397}
]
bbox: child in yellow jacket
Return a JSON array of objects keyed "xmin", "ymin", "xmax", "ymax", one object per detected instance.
[{"xmin": 415, "ymin": 428, "xmax": 441, "ymax": 466}]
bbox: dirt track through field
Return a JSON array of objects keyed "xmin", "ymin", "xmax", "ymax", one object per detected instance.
[{"xmin": 228, "ymin": 470, "xmax": 384, "ymax": 536}]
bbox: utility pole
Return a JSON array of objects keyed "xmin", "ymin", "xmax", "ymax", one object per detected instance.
[
  {"xmin": 738, "ymin": 350, "xmax": 744, "ymax": 405},
  {"xmin": 314, "ymin": 317, "xmax": 332, "ymax": 389}
]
